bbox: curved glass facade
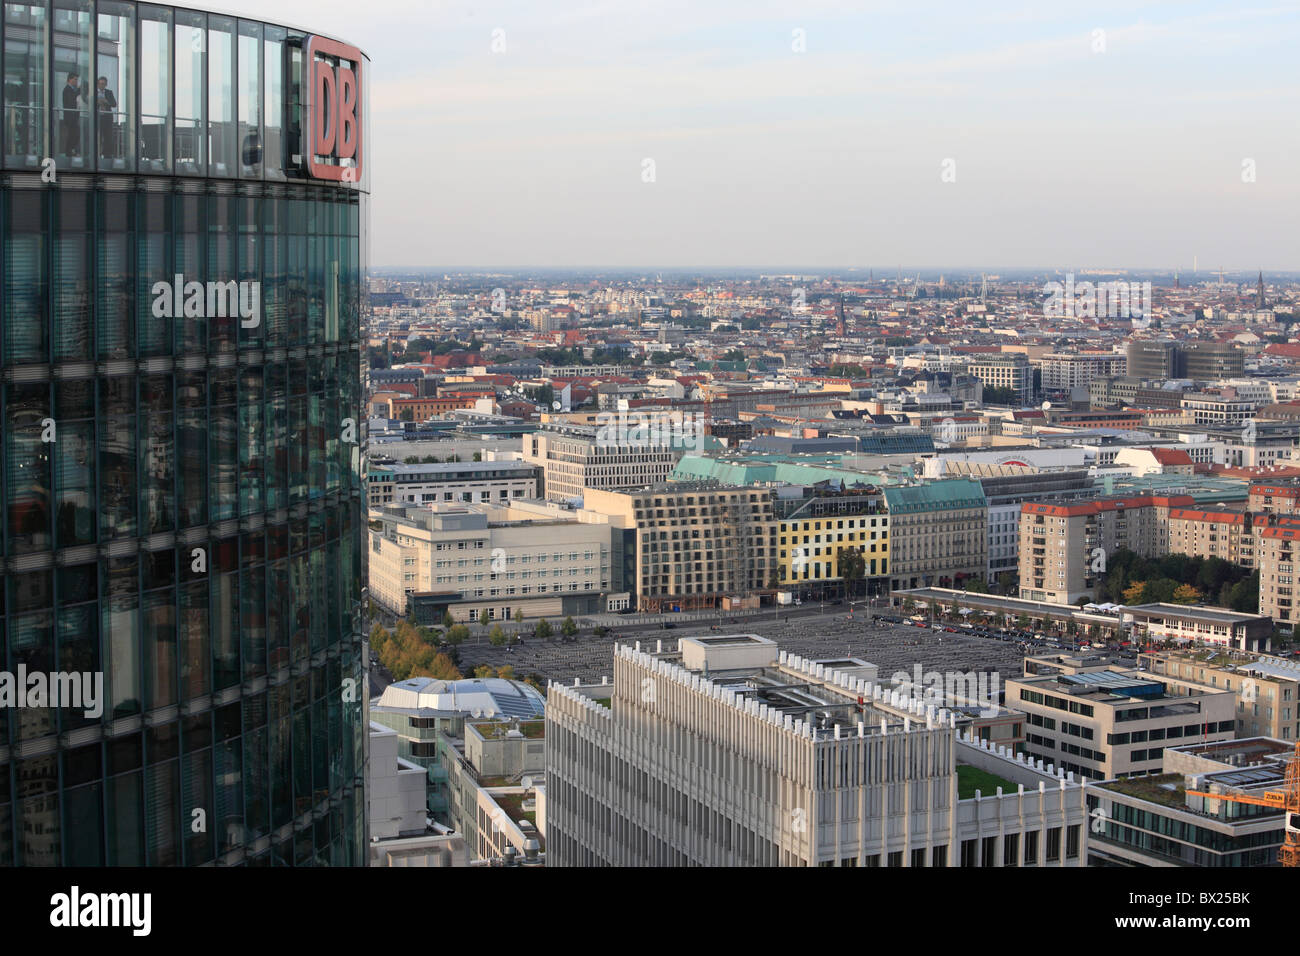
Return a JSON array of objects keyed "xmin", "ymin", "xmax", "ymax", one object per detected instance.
[{"xmin": 0, "ymin": 3, "xmax": 369, "ymax": 865}]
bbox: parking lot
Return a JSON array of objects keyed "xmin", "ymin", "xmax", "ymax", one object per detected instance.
[{"xmin": 454, "ymin": 610, "xmax": 1034, "ymax": 688}]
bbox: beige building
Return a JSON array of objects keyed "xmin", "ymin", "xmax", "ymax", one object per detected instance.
[
  {"xmin": 884, "ymin": 479, "xmax": 988, "ymax": 592},
  {"xmin": 546, "ymin": 637, "xmax": 1089, "ymax": 866},
  {"xmin": 523, "ymin": 423, "xmax": 681, "ymax": 502},
  {"xmin": 368, "ymin": 503, "xmax": 612, "ymax": 621},
  {"xmin": 1018, "ymin": 495, "xmax": 1192, "ymax": 605},
  {"xmin": 1167, "ymin": 506, "xmax": 1252, "ymax": 567},
  {"xmin": 583, "ymin": 484, "xmax": 778, "ymax": 612},
  {"xmin": 1141, "ymin": 649, "xmax": 1300, "ymax": 742},
  {"xmin": 1006, "ymin": 658, "xmax": 1236, "ymax": 781}
]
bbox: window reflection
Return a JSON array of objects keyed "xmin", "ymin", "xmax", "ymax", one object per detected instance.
[
  {"xmin": 95, "ymin": 0, "xmax": 134, "ymax": 171},
  {"xmin": 52, "ymin": 0, "xmax": 91, "ymax": 168},
  {"xmin": 174, "ymin": 9, "xmax": 204, "ymax": 174},
  {"xmin": 237, "ymin": 20, "xmax": 260, "ymax": 177},
  {"xmin": 138, "ymin": 4, "xmax": 170, "ymax": 172},
  {"xmin": 4, "ymin": 1, "xmax": 48, "ymax": 167},
  {"xmin": 207, "ymin": 14, "xmax": 234, "ymax": 176}
]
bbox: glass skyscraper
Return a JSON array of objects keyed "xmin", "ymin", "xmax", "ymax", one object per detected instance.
[{"xmin": 0, "ymin": 2, "xmax": 369, "ymax": 864}]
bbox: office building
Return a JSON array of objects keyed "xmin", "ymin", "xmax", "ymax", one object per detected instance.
[
  {"xmin": 546, "ymin": 636, "xmax": 1089, "ymax": 866},
  {"xmin": 365, "ymin": 459, "xmax": 540, "ymax": 509},
  {"xmin": 1088, "ymin": 738, "xmax": 1291, "ymax": 867},
  {"xmin": 1006, "ymin": 658, "xmax": 1236, "ymax": 781},
  {"xmin": 367, "ymin": 503, "xmax": 613, "ymax": 622},
  {"xmin": 0, "ymin": 4, "xmax": 369, "ymax": 865},
  {"xmin": 522, "ymin": 423, "xmax": 681, "ymax": 502},
  {"xmin": 1142, "ymin": 649, "xmax": 1300, "ymax": 741}
]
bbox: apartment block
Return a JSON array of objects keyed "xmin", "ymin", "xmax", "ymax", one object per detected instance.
[
  {"xmin": 1018, "ymin": 495, "xmax": 1192, "ymax": 605},
  {"xmin": 966, "ymin": 354, "xmax": 1033, "ymax": 403},
  {"xmin": 1007, "ymin": 660, "xmax": 1236, "ymax": 781},
  {"xmin": 546, "ymin": 636, "xmax": 1089, "ymax": 866},
  {"xmin": 583, "ymin": 484, "xmax": 778, "ymax": 612},
  {"xmin": 885, "ymin": 479, "xmax": 988, "ymax": 592},
  {"xmin": 523, "ymin": 424, "xmax": 680, "ymax": 501},
  {"xmin": 1040, "ymin": 352, "xmax": 1127, "ymax": 392},
  {"xmin": 1167, "ymin": 506, "xmax": 1252, "ymax": 567}
]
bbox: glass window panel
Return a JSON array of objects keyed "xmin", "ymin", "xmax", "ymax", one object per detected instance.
[
  {"xmin": 5, "ymin": 1, "xmax": 48, "ymax": 167},
  {"xmin": 95, "ymin": 0, "xmax": 134, "ymax": 171},
  {"xmin": 139, "ymin": 372, "xmax": 174, "ymax": 533},
  {"xmin": 136, "ymin": 191, "xmax": 169, "ymax": 355},
  {"xmin": 138, "ymin": 5, "xmax": 171, "ymax": 172},
  {"xmin": 105, "ymin": 769, "xmax": 144, "ymax": 865},
  {"xmin": 52, "ymin": 187, "xmax": 91, "ymax": 360},
  {"xmin": 97, "ymin": 190, "xmax": 133, "ymax": 358},
  {"xmin": 53, "ymin": 394, "xmax": 94, "ymax": 548},
  {"xmin": 173, "ymin": 9, "xmax": 204, "ymax": 174},
  {"xmin": 4, "ymin": 188, "xmax": 49, "ymax": 364},
  {"xmin": 56, "ymin": 603, "xmax": 98, "ymax": 732},
  {"xmin": 173, "ymin": 191, "xmax": 204, "ymax": 351},
  {"xmin": 178, "ymin": 579, "xmax": 208, "ymax": 701},
  {"xmin": 51, "ymin": 0, "xmax": 91, "ymax": 169},
  {"xmin": 105, "ymin": 555, "xmax": 140, "ymax": 718},
  {"xmin": 237, "ymin": 20, "xmax": 261, "ymax": 177},
  {"xmin": 5, "ymin": 383, "xmax": 52, "ymax": 553},
  {"xmin": 207, "ymin": 14, "xmax": 235, "ymax": 176},
  {"xmin": 98, "ymin": 375, "xmax": 136, "ymax": 539},
  {"xmin": 144, "ymin": 582, "xmax": 178, "ymax": 712},
  {"xmin": 263, "ymin": 26, "xmax": 285, "ymax": 180}
]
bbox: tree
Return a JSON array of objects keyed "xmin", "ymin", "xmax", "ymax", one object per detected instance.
[
  {"xmin": 513, "ymin": 608, "xmax": 524, "ymax": 624},
  {"xmin": 445, "ymin": 624, "xmax": 469, "ymax": 645},
  {"xmin": 442, "ymin": 611, "xmax": 455, "ymax": 629},
  {"xmin": 473, "ymin": 451, "xmax": 482, "ymax": 462},
  {"xmin": 479, "ymin": 609, "xmax": 491, "ymax": 627},
  {"xmin": 429, "ymin": 652, "xmax": 462, "ymax": 681},
  {"xmin": 534, "ymin": 618, "xmax": 553, "ymax": 641},
  {"xmin": 837, "ymin": 546, "xmax": 866, "ymax": 598},
  {"xmin": 496, "ymin": 665, "xmax": 515, "ymax": 681},
  {"xmin": 1015, "ymin": 613, "xmax": 1030, "ymax": 631},
  {"xmin": 561, "ymin": 616, "xmax": 578, "ymax": 637},
  {"xmin": 1171, "ymin": 584, "xmax": 1202, "ymax": 605},
  {"xmin": 966, "ymin": 576, "xmax": 989, "ymax": 594},
  {"xmin": 473, "ymin": 665, "xmax": 496, "ymax": 679},
  {"xmin": 1122, "ymin": 580, "xmax": 1147, "ymax": 606},
  {"xmin": 488, "ymin": 624, "xmax": 508, "ymax": 646}
]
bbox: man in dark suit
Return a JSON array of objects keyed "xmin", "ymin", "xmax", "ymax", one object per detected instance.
[
  {"xmin": 96, "ymin": 76, "xmax": 118, "ymax": 159},
  {"xmin": 61, "ymin": 73, "xmax": 87, "ymax": 156}
]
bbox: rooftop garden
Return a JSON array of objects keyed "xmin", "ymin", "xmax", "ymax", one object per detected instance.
[
  {"xmin": 471, "ymin": 719, "xmax": 545, "ymax": 740},
  {"xmin": 955, "ymin": 764, "xmax": 1018, "ymax": 799},
  {"xmin": 1099, "ymin": 773, "xmax": 1187, "ymax": 809}
]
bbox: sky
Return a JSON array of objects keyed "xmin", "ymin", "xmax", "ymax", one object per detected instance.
[{"xmin": 222, "ymin": 0, "xmax": 1300, "ymax": 271}]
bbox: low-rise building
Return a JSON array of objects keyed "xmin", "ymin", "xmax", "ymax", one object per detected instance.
[{"xmin": 1006, "ymin": 658, "xmax": 1236, "ymax": 781}]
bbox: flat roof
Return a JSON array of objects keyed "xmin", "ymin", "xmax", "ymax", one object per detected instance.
[{"xmin": 1127, "ymin": 603, "xmax": 1269, "ymax": 625}]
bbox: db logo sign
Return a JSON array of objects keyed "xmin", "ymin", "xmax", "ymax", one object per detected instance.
[{"xmin": 305, "ymin": 36, "xmax": 362, "ymax": 182}]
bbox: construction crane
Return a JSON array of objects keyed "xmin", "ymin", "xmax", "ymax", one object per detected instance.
[{"xmin": 1186, "ymin": 742, "xmax": 1300, "ymax": 866}]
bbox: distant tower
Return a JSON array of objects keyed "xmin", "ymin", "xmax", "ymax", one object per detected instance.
[
  {"xmin": 979, "ymin": 273, "xmax": 988, "ymax": 303},
  {"xmin": 837, "ymin": 293, "xmax": 847, "ymax": 335},
  {"xmin": 1257, "ymin": 271, "xmax": 1265, "ymax": 309},
  {"xmin": 1173, "ymin": 270, "xmax": 1179, "ymax": 290}
]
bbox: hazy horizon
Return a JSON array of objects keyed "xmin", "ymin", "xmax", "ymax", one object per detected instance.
[{"xmin": 223, "ymin": 0, "xmax": 1300, "ymax": 271}]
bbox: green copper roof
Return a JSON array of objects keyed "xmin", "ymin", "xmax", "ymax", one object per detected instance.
[{"xmin": 883, "ymin": 478, "xmax": 987, "ymax": 514}]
